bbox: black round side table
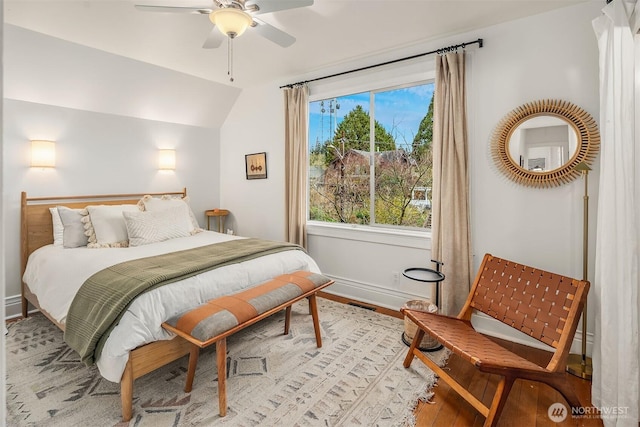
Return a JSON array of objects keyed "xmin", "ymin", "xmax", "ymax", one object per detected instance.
[
  {"xmin": 401, "ymin": 260, "xmax": 445, "ymax": 351},
  {"xmin": 402, "ymin": 260, "xmax": 445, "ymax": 309}
]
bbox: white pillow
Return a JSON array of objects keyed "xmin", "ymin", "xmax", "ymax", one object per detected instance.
[
  {"xmin": 137, "ymin": 195, "xmax": 201, "ymax": 233},
  {"xmin": 49, "ymin": 207, "xmax": 64, "ymax": 247},
  {"xmin": 123, "ymin": 205, "xmax": 191, "ymax": 247},
  {"xmin": 83, "ymin": 204, "xmax": 139, "ymax": 248}
]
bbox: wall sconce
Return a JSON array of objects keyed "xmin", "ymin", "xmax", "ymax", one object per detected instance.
[
  {"xmin": 31, "ymin": 140, "xmax": 56, "ymax": 168},
  {"xmin": 158, "ymin": 149, "xmax": 176, "ymax": 170}
]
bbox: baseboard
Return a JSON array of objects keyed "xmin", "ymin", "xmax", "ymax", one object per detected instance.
[
  {"xmin": 322, "ymin": 276, "xmax": 594, "ymax": 357},
  {"xmin": 320, "ymin": 274, "xmax": 427, "ymax": 312},
  {"xmin": 4, "ymin": 294, "xmax": 23, "ymax": 320}
]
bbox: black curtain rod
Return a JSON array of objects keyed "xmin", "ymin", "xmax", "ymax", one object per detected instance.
[{"xmin": 280, "ymin": 38, "xmax": 483, "ymax": 89}]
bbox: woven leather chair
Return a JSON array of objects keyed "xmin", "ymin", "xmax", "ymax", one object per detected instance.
[{"xmin": 402, "ymin": 253, "xmax": 589, "ymax": 426}]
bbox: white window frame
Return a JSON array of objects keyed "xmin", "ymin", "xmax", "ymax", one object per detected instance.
[{"xmin": 307, "ymin": 59, "xmax": 436, "ymax": 240}]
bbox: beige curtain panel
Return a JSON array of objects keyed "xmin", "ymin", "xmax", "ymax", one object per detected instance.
[
  {"xmin": 284, "ymin": 85, "xmax": 309, "ymax": 248},
  {"xmin": 431, "ymin": 51, "xmax": 473, "ymax": 316}
]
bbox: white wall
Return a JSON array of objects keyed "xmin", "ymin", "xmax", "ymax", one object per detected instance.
[
  {"xmin": 220, "ymin": 1, "xmax": 603, "ymax": 353},
  {"xmin": 220, "ymin": 84, "xmax": 287, "ymax": 241},
  {"xmin": 471, "ymin": 4, "xmax": 600, "ymax": 271},
  {"xmin": 4, "ymin": 25, "xmax": 240, "ymax": 129},
  {"xmin": 3, "ymin": 25, "xmax": 241, "ymax": 317}
]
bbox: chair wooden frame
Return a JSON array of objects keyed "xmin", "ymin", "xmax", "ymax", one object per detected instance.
[{"xmin": 402, "ymin": 253, "xmax": 590, "ymax": 426}]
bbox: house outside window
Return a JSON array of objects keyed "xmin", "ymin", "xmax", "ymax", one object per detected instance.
[{"xmin": 308, "ymin": 81, "xmax": 435, "ymax": 229}]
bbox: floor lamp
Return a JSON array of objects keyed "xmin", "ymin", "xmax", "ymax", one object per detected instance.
[{"xmin": 567, "ymin": 161, "xmax": 593, "ymax": 380}]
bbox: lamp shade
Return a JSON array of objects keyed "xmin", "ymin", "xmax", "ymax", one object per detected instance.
[
  {"xmin": 209, "ymin": 8, "xmax": 252, "ymax": 37},
  {"xmin": 31, "ymin": 140, "xmax": 55, "ymax": 168},
  {"xmin": 158, "ymin": 149, "xmax": 176, "ymax": 170}
]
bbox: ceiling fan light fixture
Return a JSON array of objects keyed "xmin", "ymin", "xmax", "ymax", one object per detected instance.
[{"xmin": 209, "ymin": 8, "xmax": 253, "ymax": 37}]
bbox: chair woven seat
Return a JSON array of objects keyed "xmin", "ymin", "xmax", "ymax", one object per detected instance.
[{"xmin": 406, "ymin": 310, "xmax": 548, "ymax": 375}]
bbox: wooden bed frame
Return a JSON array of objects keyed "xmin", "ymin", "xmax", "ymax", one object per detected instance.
[{"xmin": 20, "ymin": 189, "xmax": 194, "ymax": 422}]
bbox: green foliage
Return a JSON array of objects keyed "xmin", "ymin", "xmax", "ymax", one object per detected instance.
[
  {"xmin": 412, "ymin": 96, "xmax": 434, "ymax": 161},
  {"xmin": 309, "ymin": 205, "xmax": 338, "ymax": 222},
  {"xmin": 323, "ymin": 105, "xmax": 396, "ymax": 164},
  {"xmin": 309, "ymin": 151, "xmax": 325, "ymax": 168},
  {"xmin": 310, "ymin": 140, "xmax": 324, "ymax": 156},
  {"xmin": 375, "ymin": 197, "xmax": 429, "ymax": 227},
  {"xmin": 373, "ymin": 154, "xmax": 432, "ymax": 227}
]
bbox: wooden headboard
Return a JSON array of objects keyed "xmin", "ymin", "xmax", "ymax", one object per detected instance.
[{"xmin": 20, "ymin": 188, "xmax": 187, "ymax": 280}]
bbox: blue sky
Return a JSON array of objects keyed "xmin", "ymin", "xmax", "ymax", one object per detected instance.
[{"xmin": 309, "ymin": 82, "xmax": 434, "ymax": 152}]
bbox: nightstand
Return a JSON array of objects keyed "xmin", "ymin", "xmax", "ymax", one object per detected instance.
[{"xmin": 205, "ymin": 209, "xmax": 229, "ymax": 233}]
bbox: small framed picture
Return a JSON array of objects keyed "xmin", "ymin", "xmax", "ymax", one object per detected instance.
[{"xmin": 245, "ymin": 152, "xmax": 267, "ymax": 180}]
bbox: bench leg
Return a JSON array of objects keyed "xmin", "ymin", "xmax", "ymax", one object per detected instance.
[
  {"xmin": 121, "ymin": 359, "xmax": 134, "ymax": 422},
  {"xmin": 216, "ymin": 338, "xmax": 227, "ymax": 417},
  {"xmin": 284, "ymin": 306, "xmax": 292, "ymax": 335},
  {"xmin": 185, "ymin": 344, "xmax": 200, "ymax": 393},
  {"xmin": 308, "ymin": 294, "xmax": 322, "ymax": 348}
]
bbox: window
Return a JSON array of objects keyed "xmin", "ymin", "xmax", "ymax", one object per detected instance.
[{"xmin": 308, "ymin": 81, "xmax": 435, "ymax": 229}]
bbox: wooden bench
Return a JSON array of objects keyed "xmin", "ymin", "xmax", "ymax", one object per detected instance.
[
  {"xmin": 162, "ymin": 271, "xmax": 334, "ymax": 417},
  {"xmin": 402, "ymin": 253, "xmax": 589, "ymax": 427}
]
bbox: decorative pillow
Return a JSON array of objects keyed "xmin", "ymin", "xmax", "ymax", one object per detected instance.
[
  {"xmin": 57, "ymin": 206, "xmax": 90, "ymax": 248},
  {"xmin": 137, "ymin": 195, "xmax": 201, "ymax": 233},
  {"xmin": 123, "ymin": 205, "xmax": 192, "ymax": 247},
  {"xmin": 83, "ymin": 204, "xmax": 139, "ymax": 248},
  {"xmin": 49, "ymin": 207, "xmax": 64, "ymax": 247}
]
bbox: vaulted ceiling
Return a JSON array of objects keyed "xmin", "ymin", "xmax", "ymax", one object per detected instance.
[{"xmin": 5, "ymin": 0, "xmax": 588, "ymax": 88}]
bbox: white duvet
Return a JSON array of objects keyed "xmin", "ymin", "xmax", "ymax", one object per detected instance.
[{"xmin": 22, "ymin": 232, "xmax": 320, "ymax": 382}]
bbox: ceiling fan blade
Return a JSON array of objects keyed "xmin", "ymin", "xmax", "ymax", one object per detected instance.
[
  {"xmin": 252, "ymin": 19, "xmax": 296, "ymax": 47},
  {"xmin": 134, "ymin": 5, "xmax": 213, "ymax": 14},
  {"xmin": 247, "ymin": 0, "xmax": 313, "ymax": 15},
  {"xmin": 202, "ymin": 27, "xmax": 225, "ymax": 49}
]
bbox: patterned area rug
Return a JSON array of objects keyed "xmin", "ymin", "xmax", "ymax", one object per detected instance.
[{"xmin": 6, "ymin": 298, "xmax": 448, "ymax": 426}]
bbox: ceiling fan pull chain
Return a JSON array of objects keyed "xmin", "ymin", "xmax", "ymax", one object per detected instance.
[{"xmin": 228, "ymin": 36, "xmax": 234, "ymax": 82}]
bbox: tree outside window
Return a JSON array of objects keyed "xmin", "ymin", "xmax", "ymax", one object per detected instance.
[{"xmin": 309, "ymin": 82, "xmax": 434, "ymax": 229}]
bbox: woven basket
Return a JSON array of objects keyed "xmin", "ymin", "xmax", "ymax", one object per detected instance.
[{"xmin": 402, "ymin": 299, "xmax": 439, "ymax": 350}]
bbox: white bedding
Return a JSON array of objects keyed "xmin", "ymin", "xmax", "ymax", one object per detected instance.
[{"xmin": 23, "ymin": 231, "xmax": 320, "ymax": 382}]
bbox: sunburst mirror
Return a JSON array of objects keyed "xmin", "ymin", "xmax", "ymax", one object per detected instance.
[{"xmin": 491, "ymin": 99, "xmax": 600, "ymax": 188}]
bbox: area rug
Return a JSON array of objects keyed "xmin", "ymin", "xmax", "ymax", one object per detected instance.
[{"xmin": 5, "ymin": 298, "xmax": 448, "ymax": 426}]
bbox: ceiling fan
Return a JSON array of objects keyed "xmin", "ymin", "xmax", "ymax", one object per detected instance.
[{"xmin": 135, "ymin": 0, "xmax": 314, "ymax": 49}]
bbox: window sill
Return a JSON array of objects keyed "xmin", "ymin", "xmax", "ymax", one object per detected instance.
[{"xmin": 306, "ymin": 221, "xmax": 431, "ymax": 250}]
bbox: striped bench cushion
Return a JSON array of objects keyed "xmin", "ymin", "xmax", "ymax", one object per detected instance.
[{"xmin": 164, "ymin": 271, "xmax": 332, "ymax": 346}]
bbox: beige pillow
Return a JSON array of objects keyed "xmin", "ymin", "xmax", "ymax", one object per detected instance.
[
  {"xmin": 137, "ymin": 195, "xmax": 201, "ymax": 233},
  {"xmin": 123, "ymin": 205, "xmax": 192, "ymax": 247}
]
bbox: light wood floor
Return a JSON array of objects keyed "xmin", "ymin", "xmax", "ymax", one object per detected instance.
[{"xmin": 317, "ymin": 292, "xmax": 602, "ymax": 427}]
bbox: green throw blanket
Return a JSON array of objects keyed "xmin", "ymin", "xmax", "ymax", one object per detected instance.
[{"xmin": 64, "ymin": 238, "xmax": 302, "ymax": 365}]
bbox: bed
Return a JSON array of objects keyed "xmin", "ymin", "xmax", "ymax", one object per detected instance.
[{"xmin": 20, "ymin": 189, "xmax": 321, "ymax": 421}]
